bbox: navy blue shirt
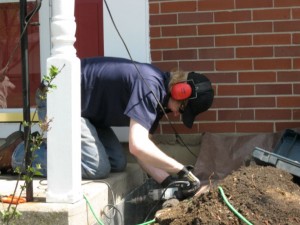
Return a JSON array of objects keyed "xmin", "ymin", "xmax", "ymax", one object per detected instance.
[{"xmin": 81, "ymin": 57, "xmax": 169, "ymax": 132}]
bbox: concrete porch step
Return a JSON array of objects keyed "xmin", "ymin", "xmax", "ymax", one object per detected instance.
[{"xmin": 0, "ymin": 163, "xmax": 146, "ymax": 225}]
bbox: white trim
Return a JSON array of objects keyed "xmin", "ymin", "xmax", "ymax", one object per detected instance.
[
  {"xmin": 39, "ymin": 0, "xmax": 51, "ymax": 78},
  {"xmin": 104, "ymin": 0, "xmax": 150, "ymax": 142},
  {"xmin": 104, "ymin": 0, "xmax": 150, "ymax": 63}
]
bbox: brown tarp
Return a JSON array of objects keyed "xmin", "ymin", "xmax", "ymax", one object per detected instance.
[{"xmin": 193, "ymin": 131, "xmax": 285, "ymax": 186}]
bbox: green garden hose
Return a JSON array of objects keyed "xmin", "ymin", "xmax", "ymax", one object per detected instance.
[
  {"xmin": 218, "ymin": 186, "xmax": 253, "ymax": 225},
  {"xmin": 83, "ymin": 194, "xmax": 105, "ymax": 225},
  {"xmin": 136, "ymin": 219, "xmax": 156, "ymax": 225},
  {"xmin": 84, "ymin": 194, "xmax": 156, "ymax": 225}
]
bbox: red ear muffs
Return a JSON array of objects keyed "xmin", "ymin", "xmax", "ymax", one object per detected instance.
[{"xmin": 171, "ymin": 83, "xmax": 192, "ymax": 100}]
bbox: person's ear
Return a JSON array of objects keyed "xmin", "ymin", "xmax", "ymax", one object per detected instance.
[{"xmin": 171, "ymin": 83, "xmax": 192, "ymax": 100}]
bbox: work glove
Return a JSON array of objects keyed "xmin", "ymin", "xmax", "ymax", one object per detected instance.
[
  {"xmin": 161, "ymin": 175, "xmax": 177, "ymax": 188},
  {"xmin": 175, "ymin": 166, "xmax": 201, "ymax": 200}
]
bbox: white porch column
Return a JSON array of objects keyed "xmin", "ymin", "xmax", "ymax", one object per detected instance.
[{"xmin": 46, "ymin": 0, "xmax": 82, "ymax": 203}]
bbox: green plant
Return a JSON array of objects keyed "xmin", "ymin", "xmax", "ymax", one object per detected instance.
[{"xmin": 0, "ymin": 65, "xmax": 62, "ymax": 224}]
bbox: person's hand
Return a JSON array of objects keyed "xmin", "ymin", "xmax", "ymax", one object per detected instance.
[
  {"xmin": 174, "ymin": 177, "xmax": 200, "ymax": 199},
  {"xmin": 174, "ymin": 166, "xmax": 201, "ymax": 199}
]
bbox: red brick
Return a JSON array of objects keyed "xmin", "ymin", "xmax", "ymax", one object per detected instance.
[
  {"xmin": 149, "ymin": 2, "xmax": 159, "ymax": 14},
  {"xmin": 163, "ymin": 49, "xmax": 198, "ymax": 60},
  {"xmin": 151, "ymin": 38, "xmax": 177, "ymax": 49},
  {"xmin": 236, "ymin": 122, "xmax": 274, "ymax": 133},
  {"xmin": 253, "ymin": 9, "xmax": 290, "ymax": 20},
  {"xmin": 256, "ymin": 109, "xmax": 292, "ymax": 120},
  {"xmin": 216, "ymin": 59, "xmax": 252, "ymax": 71},
  {"xmin": 278, "ymin": 71, "xmax": 300, "ymax": 82},
  {"xmin": 212, "ymin": 85, "xmax": 217, "ymax": 95},
  {"xmin": 293, "ymin": 8, "xmax": 300, "ymax": 19},
  {"xmin": 236, "ymin": 0, "xmax": 273, "ymax": 8},
  {"xmin": 275, "ymin": 46, "xmax": 300, "ymax": 57},
  {"xmin": 198, "ymin": 48, "xmax": 234, "ymax": 59},
  {"xmin": 199, "ymin": 122, "xmax": 236, "ymax": 133},
  {"xmin": 236, "ymin": 47, "xmax": 273, "ymax": 58},
  {"xmin": 161, "ymin": 1, "xmax": 197, "ymax": 13},
  {"xmin": 207, "ymin": 72, "xmax": 238, "ymax": 84},
  {"xmin": 293, "ymin": 33, "xmax": 300, "ymax": 44},
  {"xmin": 275, "ymin": 21, "xmax": 300, "ymax": 32},
  {"xmin": 160, "ymin": 112, "xmax": 181, "ymax": 122},
  {"xmin": 152, "ymin": 61, "xmax": 178, "ymax": 72},
  {"xmin": 253, "ymin": 34, "xmax": 291, "ymax": 45},
  {"xmin": 196, "ymin": 110, "xmax": 217, "ymax": 121},
  {"xmin": 198, "ymin": 0, "xmax": 234, "ymax": 11},
  {"xmin": 179, "ymin": 37, "xmax": 214, "ymax": 48},
  {"xmin": 150, "ymin": 27, "xmax": 161, "ymax": 37},
  {"xmin": 236, "ymin": 22, "xmax": 273, "ymax": 34},
  {"xmin": 274, "ymin": 0, "xmax": 300, "ymax": 7},
  {"xmin": 216, "ymin": 35, "xmax": 252, "ymax": 47},
  {"xmin": 162, "ymin": 25, "xmax": 197, "ymax": 37},
  {"xmin": 215, "ymin": 10, "xmax": 251, "ymax": 22},
  {"xmin": 150, "ymin": 14, "xmax": 177, "ymax": 26},
  {"xmin": 218, "ymin": 85, "xmax": 254, "ymax": 96},
  {"xmin": 293, "ymin": 109, "xmax": 300, "ymax": 120},
  {"xmin": 179, "ymin": 60, "xmax": 214, "ymax": 72},
  {"xmin": 213, "ymin": 97, "xmax": 238, "ymax": 108},
  {"xmin": 239, "ymin": 72, "xmax": 276, "ymax": 83},
  {"xmin": 161, "ymin": 123, "xmax": 198, "ymax": 134},
  {"xmin": 148, "ymin": 1, "xmax": 300, "ymax": 135},
  {"xmin": 198, "ymin": 24, "xmax": 234, "ymax": 35},
  {"xmin": 218, "ymin": 109, "xmax": 254, "ymax": 120},
  {"xmin": 256, "ymin": 84, "xmax": 292, "ymax": 95},
  {"xmin": 278, "ymin": 96, "xmax": 300, "ymax": 107},
  {"xmin": 254, "ymin": 59, "xmax": 292, "ymax": 70},
  {"xmin": 294, "ymin": 58, "xmax": 300, "ymax": 69},
  {"xmin": 239, "ymin": 97, "xmax": 276, "ymax": 108},
  {"xmin": 295, "ymin": 84, "xmax": 300, "ymax": 94},
  {"xmin": 151, "ymin": 50, "xmax": 162, "ymax": 61},
  {"xmin": 275, "ymin": 122, "xmax": 300, "ymax": 132},
  {"xmin": 179, "ymin": 12, "xmax": 213, "ymax": 24}
]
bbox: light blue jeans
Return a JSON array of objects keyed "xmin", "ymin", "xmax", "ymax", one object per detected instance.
[
  {"xmin": 12, "ymin": 117, "xmax": 127, "ymax": 179},
  {"xmin": 81, "ymin": 117, "xmax": 127, "ymax": 179}
]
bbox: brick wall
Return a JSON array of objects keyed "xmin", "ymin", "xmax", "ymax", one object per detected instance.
[{"xmin": 149, "ymin": 0, "xmax": 300, "ymax": 134}]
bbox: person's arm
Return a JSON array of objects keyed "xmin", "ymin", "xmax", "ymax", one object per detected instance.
[{"xmin": 128, "ymin": 118, "xmax": 184, "ymax": 183}]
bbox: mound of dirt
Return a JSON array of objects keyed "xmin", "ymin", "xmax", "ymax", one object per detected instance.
[{"xmin": 154, "ymin": 164, "xmax": 300, "ymax": 225}]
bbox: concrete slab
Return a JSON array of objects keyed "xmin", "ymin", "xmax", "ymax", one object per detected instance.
[{"xmin": 0, "ymin": 163, "xmax": 146, "ymax": 225}]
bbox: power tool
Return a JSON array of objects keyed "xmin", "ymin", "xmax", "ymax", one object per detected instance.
[
  {"xmin": 127, "ymin": 166, "xmax": 201, "ymax": 204},
  {"xmin": 127, "ymin": 180, "xmax": 190, "ymax": 204}
]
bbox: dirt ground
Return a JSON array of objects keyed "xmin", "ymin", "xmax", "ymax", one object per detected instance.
[{"xmin": 154, "ymin": 163, "xmax": 300, "ymax": 225}]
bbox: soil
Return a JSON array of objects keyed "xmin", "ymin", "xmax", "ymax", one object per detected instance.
[{"xmin": 154, "ymin": 163, "xmax": 300, "ymax": 225}]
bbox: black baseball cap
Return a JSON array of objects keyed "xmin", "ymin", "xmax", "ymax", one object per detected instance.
[{"xmin": 182, "ymin": 72, "xmax": 214, "ymax": 128}]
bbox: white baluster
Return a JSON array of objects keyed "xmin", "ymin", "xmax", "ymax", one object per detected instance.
[{"xmin": 46, "ymin": 0, "xmax": 82, "ymax": 203}]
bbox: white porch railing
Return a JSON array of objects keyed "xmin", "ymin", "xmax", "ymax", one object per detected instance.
[{"xmin": 46, "ymin": 0, "xmax": 82, "ymax": 203}]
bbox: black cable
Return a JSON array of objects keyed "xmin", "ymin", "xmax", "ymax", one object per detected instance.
[
  {"xmin": 97, "ymin": 180, "xmax": 120, "ymax": 223},
  {"xmin": 25, "ymin": 0, "xmax": 42, "ymax": 23},
  {"xmin": 103, "ymin": 0, "xmax": 197, "ymax": 159},
  {"xmin": 103, "ymin": 204, "xmax": 123, "ymax": 224},
  {"xmin": 143, "ymin": 180, "xmax": 189, "ymax": 222}
]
